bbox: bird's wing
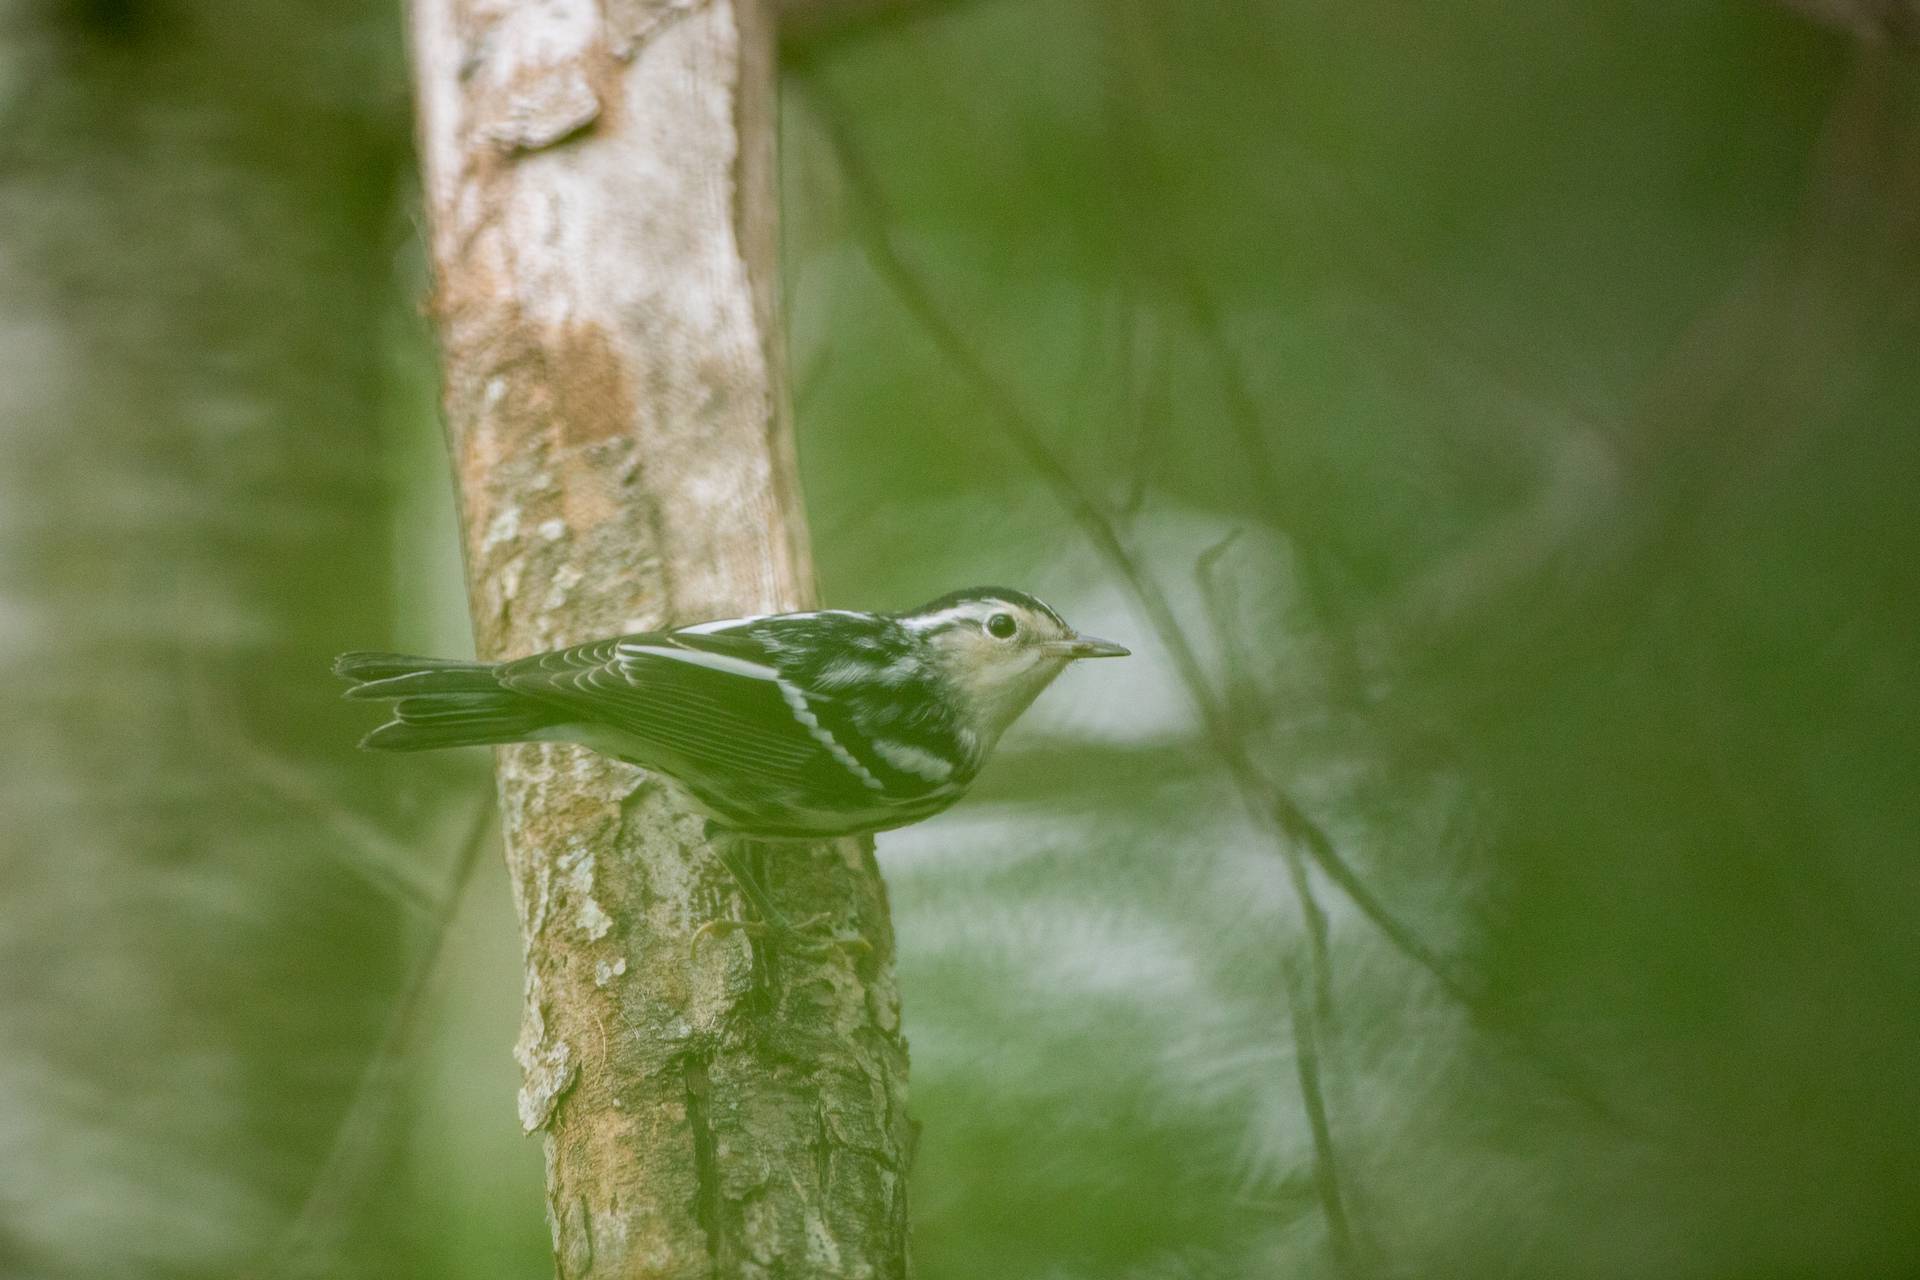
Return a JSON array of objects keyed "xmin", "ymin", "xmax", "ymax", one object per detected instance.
[
  {"xmin": 495, "ymin": 634, "xmax": 848, "ymax": 790},
  {"xmin": 498, "ymin": 626, "xmax": 966, "ymax": 814}
]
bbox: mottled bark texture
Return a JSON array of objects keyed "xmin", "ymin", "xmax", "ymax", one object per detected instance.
[
  {"xmin": 407, "ymin": 2, "xmax": 912, "ymax": 1276},
  {"xmin": 0, "ymin": 1, "xmax": 410, "ymax": 1275}
]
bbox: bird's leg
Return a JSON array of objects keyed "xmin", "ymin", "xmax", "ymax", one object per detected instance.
[
  {"xmin": 716, "ymin": 840, "xmax": 797, "ymax": 931},
  {"xmin": 692, "ymin": 828, "xmax": 869, "ymax": 958}
]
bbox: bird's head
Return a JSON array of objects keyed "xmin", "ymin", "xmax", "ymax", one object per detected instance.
[{"xmin": 899, "ymin": 587, "xmax": 1129, "ymax": 747}]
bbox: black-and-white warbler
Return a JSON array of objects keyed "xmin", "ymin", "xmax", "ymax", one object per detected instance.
[{"xmin": 336, "ymin": 587, "xmax": 1128, "ymax": 945}]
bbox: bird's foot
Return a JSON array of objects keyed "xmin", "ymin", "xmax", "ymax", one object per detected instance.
[{"xmin": 692, "ymin": 912, "xmax": 871, "ymax": 960}]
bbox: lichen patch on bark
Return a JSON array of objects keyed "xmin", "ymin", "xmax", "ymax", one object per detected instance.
[
  {"xmin": 516, "ymin": 975, "xmax": 580, "ymax": 1133},
  {"xmin": 602, "ymin": 0, "xmax": 711, "ymax": 59},
  {"xmin": 480, "ymin": 62, "xmax": 602, "ymax": 153}
]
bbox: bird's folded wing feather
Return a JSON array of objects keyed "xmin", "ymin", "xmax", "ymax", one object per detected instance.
[
  {"xmin": 695, "ymin": 624, "xmax": 965, "ymax": 801},
  {"xmin": 496, "ymin": 630, "xmax": 953, "ymax": 808},
  {"xmin": 496, "ymin": 634, "xmax": 830, "ymax": 785}
]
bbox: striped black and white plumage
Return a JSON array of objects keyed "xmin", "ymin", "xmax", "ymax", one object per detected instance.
[{"xmin": 335, "ymin": 588, "xmax": 1129, "ymax": 841}]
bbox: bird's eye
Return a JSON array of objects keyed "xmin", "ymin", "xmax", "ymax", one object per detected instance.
[{"xmin": 985, "ymin": 612, "xmax": 1018, "ymax": 639}]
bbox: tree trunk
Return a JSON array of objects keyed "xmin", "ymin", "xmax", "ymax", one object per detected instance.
[{"xmin": 407, "ymin": 2, "xmax": 913, "ymax": 1276}]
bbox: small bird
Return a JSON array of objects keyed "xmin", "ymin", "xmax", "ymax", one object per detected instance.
[{"xmin": 336, "ymin": 587, "xmax": 1128, "ymax": 947}]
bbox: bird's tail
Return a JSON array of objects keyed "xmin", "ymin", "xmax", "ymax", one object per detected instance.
[{"xmin": 334, "ymin": 652, "xmax": 557, "ymax": 751}]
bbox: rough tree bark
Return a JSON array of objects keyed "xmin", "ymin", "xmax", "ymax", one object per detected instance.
[{"xmin": 408, "ymin": 2, "xmax": 912, "ymax": 1276}]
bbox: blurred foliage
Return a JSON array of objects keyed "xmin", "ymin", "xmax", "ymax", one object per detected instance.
[
  {"xmin": 0, "ymin": 0, "xmax": 425, "ymax": 1276},
  {"xmin": 4, "ymin": 0, "xmax": 1919, "ymax": 1278},
  {"xmin": 776, "ymin": 5, "xmax": 1920, "ymax": 1272}
]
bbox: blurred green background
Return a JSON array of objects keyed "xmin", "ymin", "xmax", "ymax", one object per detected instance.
[{"xmin": 4, "ymin": 1, "xmax": 1917, "ymax": 1277}]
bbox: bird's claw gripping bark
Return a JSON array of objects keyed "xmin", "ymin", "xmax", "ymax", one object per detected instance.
[
  {"xmin": 691, "ymin": 913, "xmax": 871, "ymax": 960},
  {"xmin": 699, "ymin": 835, "xmax": 871, "ymax": 959}
]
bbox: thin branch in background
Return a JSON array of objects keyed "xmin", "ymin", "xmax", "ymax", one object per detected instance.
[
  {"xmin": 1177, "ymin": 271, "xmax": 1367, "ymax": 704},
  {"xmin": 794, "ymin": 76, "xmax": 1359, "ymax": 1269},
  {"xmin": 1041, "ymin": 286, "xmax": 1124, "ymax": 520},
  {"xmin": 1227, "ymin": 648, "xmax": 1625, "ymax": 1124},
  {"xmin": 1195, "ymin": 529, "xmax": 1251, "ymax": 711},
  {"xmin": 229, "ymin": 746, "xmax": 445, "ymax": 916},
  {"xmin": 1115, "ymin": 290, "xmax": 1172, "ymax": 522},
  {"xmin": 245, "ymin": 787, "xmax": 497, "ymax": 1280},
  {"xmin": 791, "ymin": 77, "xmax": 1472, "ymax": 1006},
  {"xmin": 1100, "ymin": 1, "xmax": 1370, "ymax": 703},
  {"xmin": 177, "ymin": 648, "xmax": 446, "ymax": 916},
  {"xmin": 1195, "ymin": 527, "xmax": 1347, "ymax": 1030},
  {"xmin": 1175, "ymin": 272, "xmax": 1287, "ymax": 524},
  {"xmin": 1095, "ymin": 4, "xmax": 1631, "ymax": 1124},
  {"xmin": 1085, "ymin": 8, "xmax": 1451, "ymax": 999},
  {"xmin": 1280, "ymin": 950, "xmax": 1353, "ymax": 1267},
  {"xmin": 1193, "ymin": 529, "xmax": 1347, "ymax": 1012}
]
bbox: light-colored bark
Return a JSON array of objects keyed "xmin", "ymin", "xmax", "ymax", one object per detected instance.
[{"xmin": 407, "ymin": 2, "xmax": 912, "ymax": 1275}]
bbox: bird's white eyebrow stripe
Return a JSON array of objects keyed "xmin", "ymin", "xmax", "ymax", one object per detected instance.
[
  {"xmin": 617, "ymin": 642, "xmax": 777, "ymax": 682},
  {"xmin": 900, "ymin": 605, "xmax": 984, "ymax": 633},
  {"xmin": 776, "ymin": 678, "xmax": 886, "ymax": 791}
]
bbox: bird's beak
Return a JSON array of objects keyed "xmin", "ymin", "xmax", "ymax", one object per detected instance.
[{"xmin": 1059, "ymin": 633, "xmax": 1131, "ymax": 659}]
